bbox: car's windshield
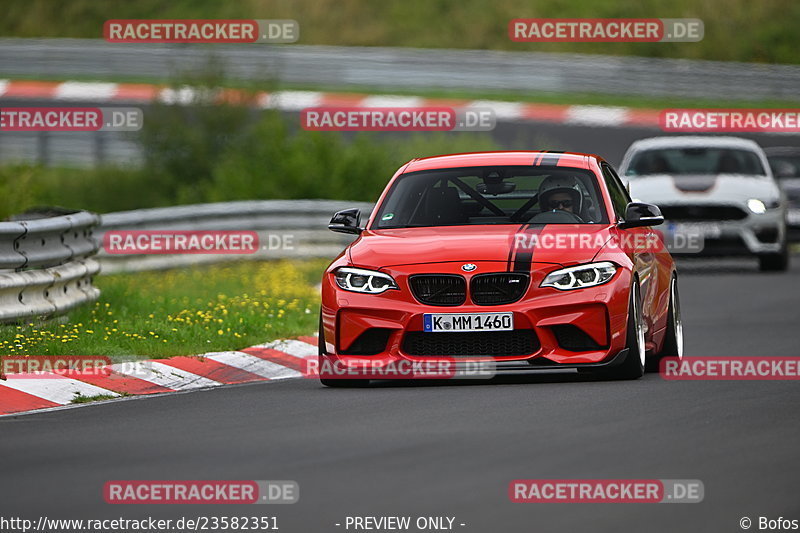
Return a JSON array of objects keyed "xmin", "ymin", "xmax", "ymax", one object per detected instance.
[
  {"xmin": 626, "ymin": 147, "xmax": 766, "ymax": 176},
  {"xmin": 373, "ymin": 166, "xmax": 608, "ymax": 229}
]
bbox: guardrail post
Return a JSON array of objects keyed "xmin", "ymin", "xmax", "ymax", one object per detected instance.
[
  {"xmin": 37, "ymin": 131, "xmax": 50, "ymax": 167},
  {"xmin": 94, "ymin": 132, "xmax": 105, "ymax": 167}
]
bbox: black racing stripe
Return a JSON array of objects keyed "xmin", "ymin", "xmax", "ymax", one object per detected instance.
[
  {"xmin": 506, "ymin": 223, "xmax": 527, "ymax": 271},
  {"xmin": 512, "ymin": 224, "xmax": 546, "ymax": 273},
  {"xmin": 537, "ymin": 152, "xmax": 564, "ymax": 167}
]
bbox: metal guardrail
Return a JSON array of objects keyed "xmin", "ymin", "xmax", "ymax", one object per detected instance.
[
  {"xmin": 2, "ymin": 38, "xmax": 800, "ymax": 101},
  {"xmin": 95, "ymin": 199, "xmax": 374, "ymax": 273},
  {"xmin": 0, "ymin": 200, "xmax": 373, "ymax": 321},
  {"xmin": 0, "ymin": 211, "xmax": 100, "ymax": 322}
]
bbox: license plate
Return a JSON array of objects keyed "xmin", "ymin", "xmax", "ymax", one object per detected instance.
[
  {"xmin": 669, "ymin": 222, "xmax": 722, "ymax": 239},
  {"xmin": 423, "ymin": 312, "xmax": 513, "ymax": 333}
]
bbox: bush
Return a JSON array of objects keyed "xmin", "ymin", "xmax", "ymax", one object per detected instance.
[{"xmin": 0, "ymin": 106, "xmax": 501, "ymax": 218}]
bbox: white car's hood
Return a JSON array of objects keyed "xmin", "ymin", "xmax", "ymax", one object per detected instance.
[{"xmin": 626, "ymin": 174, "xmax": 781, "ymax": 205}]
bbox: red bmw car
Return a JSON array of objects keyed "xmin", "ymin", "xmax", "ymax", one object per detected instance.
[{"xmin": 319, "ymin": 151, "xmax": 683, "ymax": 385}]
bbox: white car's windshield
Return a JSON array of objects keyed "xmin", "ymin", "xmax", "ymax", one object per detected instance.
[
  {"xmin": 627, "ymin": 147, "xmax": 766, "ymax": 176},
  {"xmin": 373, "ymin": 165, "xmax": 608, "ymax": 228}
]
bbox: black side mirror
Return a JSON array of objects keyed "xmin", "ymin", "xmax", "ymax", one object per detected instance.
[
  {"xmin": 618, "ymin": 202, "xmax": 664, "ymax": 229},
  {"xmin": 328, "ymin": 208, "xmax": 362, "ymax": 234}
]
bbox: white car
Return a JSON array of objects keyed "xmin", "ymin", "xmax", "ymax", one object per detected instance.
[{"xmin": 619, "ymin": 136, "xmax": 788, "ymax": 271}]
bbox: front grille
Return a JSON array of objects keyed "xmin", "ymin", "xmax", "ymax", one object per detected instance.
[
  {"xmin": 470, "ymin": 273, "xmax": 529, "ymax": 305},
  {"xmin": 551, "ymin": 324, "xmax": 605, "ymax": 352},
  {"xmin": 409, "ymin": 275, "xmax": 466, "ymax": 306},
  {"xmin": 402, "ymin": 330, "xmax": 539, "ymax": 357},
  {"xmin": 340, "ymin": 328, "xmax": 392, "ymax": 355},
  {"xmin": 658, "ymin": 204, "xmax": 748, "ymax": 221}
]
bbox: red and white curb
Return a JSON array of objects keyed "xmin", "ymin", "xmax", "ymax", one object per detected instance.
[
  {"xmin": 0, "ymin": 336, "xmax": 319, "ymax": 417},
  {"xmin": 0, "ymin": 79, "xmax": 661, "ymax": 129}
]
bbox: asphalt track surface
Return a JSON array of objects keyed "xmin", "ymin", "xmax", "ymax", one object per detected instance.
[
  {"xmin": 2, "ymin": 96, "xmax": 800, "ymax": 532},
  {"xmin": 2, "ymin": 254, "xmax": 799, "ymax": 533}
]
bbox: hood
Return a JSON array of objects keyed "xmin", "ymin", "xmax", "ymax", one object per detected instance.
[
  {"xmin": 348, "ymin": 225, "xmax": 616, "ymax": 269},
  {"xmin": 627, "ymin": 174, "xmax": 781, "ymax": 205}
]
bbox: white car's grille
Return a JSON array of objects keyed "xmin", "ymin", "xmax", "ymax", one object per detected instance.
[{"xmin": 658, "ymin": 205, "xmax": 748, "ymax": 221}]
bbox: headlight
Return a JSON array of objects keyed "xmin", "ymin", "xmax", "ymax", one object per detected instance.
[
  {"xmin": 747, "ymin": 199, "xmax": 767, "ymax": 214},
  {"xmin": 334, "ymin": 267, "xmax": 398, "ymax": 294},
  {"xmin": 540, "ymin": 262, "xmax": 617, "ymax": 291}
]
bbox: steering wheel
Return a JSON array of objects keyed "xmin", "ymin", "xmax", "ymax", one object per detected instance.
[{"xmin": 527, "ymin": 209, "xmax": 585, "ymax": 224}]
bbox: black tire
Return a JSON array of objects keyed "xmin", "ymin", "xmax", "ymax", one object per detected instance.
[
  {"xmin": 758, "ymin": 243, "xmax": 790, "ymax": 272},
  {"xmin": 601, "ymin": 282, "xmax": 645, "ymax": 380},
  {"xmin": 318, "ymin": 312, "xmax": 370, "ymax": 388},
  {"xmin": 646, "ymin": 275, "xmax": 683, "ymax": 372}
]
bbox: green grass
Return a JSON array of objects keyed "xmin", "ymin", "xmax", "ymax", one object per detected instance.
[
  {"xmin": 2, "ymin": 0, "xmax": 799, "ymax": 64},
  {"xmin": 70, "ymin": 392, "xmax": 126, "ymax": 404},
  {"xmin": 0, "ymin": 259, "xmax": 327, "ymax": 362}
]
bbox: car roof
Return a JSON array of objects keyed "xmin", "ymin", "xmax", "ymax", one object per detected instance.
[
  {"xmin": 626, "ymin": 136, "xmax": 763, "ymax": 152},
  {"xmin": 403, "ymin": 151, "xmax": 600, "ymax": 172}
]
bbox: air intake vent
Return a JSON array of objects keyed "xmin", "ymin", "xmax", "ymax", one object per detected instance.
[
  {"xmin": 402, "ymin": 330, "xmax": 539, "ymax": 357},
  {"xmin": 551, "ymin": 324, "xmax": 605, "ymax": 352},
  {"xmin": 340, "ymin": 328, "xmax": 392, "ymax": 355}
]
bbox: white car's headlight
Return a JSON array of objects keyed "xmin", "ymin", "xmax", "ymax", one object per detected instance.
[
  {"xmin": 540, "ymin": 262, "xmax": 617, "ymax": 291},
  {"xmin": 747, "ymin": 198, "xmax": 781, "ymax": 213},
  {"xmin": 334, "ymin": 267, "xmax": 398, "ymax": 294},
  {"xmin": 747, "ymin": 199, "xmax": 767, "ymax": 214}
]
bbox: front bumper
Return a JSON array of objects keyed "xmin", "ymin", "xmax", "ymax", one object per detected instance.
[{"xmin": 320, "ymin": 261, "xmax": 633, "ymax": 376}]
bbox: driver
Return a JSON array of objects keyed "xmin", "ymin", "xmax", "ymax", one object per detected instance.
[{"xmin": 538, "ymin": 175, "xmax": 583, "ymax": 215}]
